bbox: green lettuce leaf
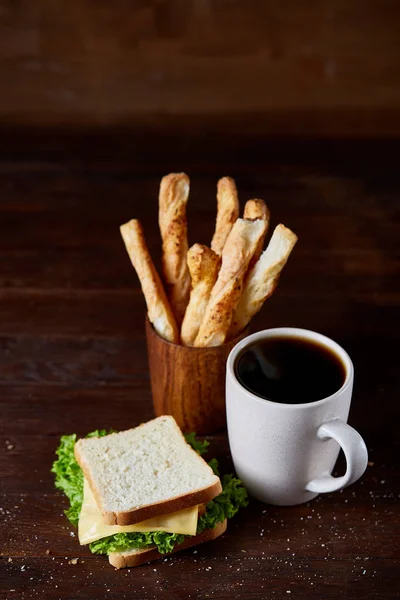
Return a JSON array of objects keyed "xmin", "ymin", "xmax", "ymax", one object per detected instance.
[
  {"xmin": 51, "ymin": 430, "xmax": 110, "ymax": 526},
  {"xmin": 89, "ymin": 531, "xmax": 185, "ymax": 555},
  {"xmin": 52, "ymin": 430, "xmax": 248, "ymax": 556},
  {"xmin": 207, "ymin": 457, "xmax": 220, "ymax": 476},
  {"xmin": 197, "ymin": 473, "xmax": 249, "ymax": 534},
  {"xmin": 184, "ymin": 432, "xmax": 209, "ymax": 456}
]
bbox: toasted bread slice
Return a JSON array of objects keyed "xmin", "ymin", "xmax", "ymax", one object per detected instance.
[
  {"xmin": 109, "ymin": 519, "xmax": 227, "ymax": 568},
  {"xmin": 74, "ymin": 416, "xmax": 221, "ymax": 526}
]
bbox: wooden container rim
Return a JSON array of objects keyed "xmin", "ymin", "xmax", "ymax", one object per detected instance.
[{"xmin": 145, "ymin": 316, "xmax": 249, "ymax": 352}]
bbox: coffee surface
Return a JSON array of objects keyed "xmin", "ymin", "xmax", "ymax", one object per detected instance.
[{"xmin": 235, "ymin": 336, "xmax": 346, "ymax": 404}]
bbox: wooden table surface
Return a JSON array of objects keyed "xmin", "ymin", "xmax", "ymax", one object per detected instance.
[{"xmin": 1, "ymin": 132, "xmax": 399, "ymax": 599}]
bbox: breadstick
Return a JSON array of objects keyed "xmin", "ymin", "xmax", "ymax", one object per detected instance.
[
  {"xmin": 195, "ymin": 219, "xmax": 267, "ymax": 347},
  {"xmin": 211, "ymin": 177, "xmax": 239, "ymax": 255},
  {"xmin": 229, "ymin": 224, "xmax": 297, "ymax": 338},
  {"xmin": 159, "ymin": 173, "xmax": 191, "ymax": 325},
  {"xmin": 120, "ymin": 219, "xmax": 179, "ymax": 344},
  {"xmin": 181, "ymin": 244, "xmax": 221, "ymax": 346},
  {"xmin": 243, "ymin": 198, "xmax": 270, "ymax": 266}
]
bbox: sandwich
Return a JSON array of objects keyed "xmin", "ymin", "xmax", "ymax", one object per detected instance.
[{"xmin": 52, "ymin": 416, "xmax": 248, "ymax": 568}]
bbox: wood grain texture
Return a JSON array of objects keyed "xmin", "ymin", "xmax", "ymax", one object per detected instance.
[
  {"xmin": 0, "ymin": 1, "xmax": 400, "ymax": 135},
  {"xmin": 0, "ymin": 131, "xmax": 399, "ymax": 599},
  {"xmin": 146, "ymin": 318, "xmax": 247, "ymax": 434}
]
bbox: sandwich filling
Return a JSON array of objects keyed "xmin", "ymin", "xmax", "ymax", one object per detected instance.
[
  {"xmin": 79, "ymin": 478, "xmax": 199, "ymax": 544},
  {"xmin": 52, "ymin": 430, "xmax": 248, "ymax": 556}
]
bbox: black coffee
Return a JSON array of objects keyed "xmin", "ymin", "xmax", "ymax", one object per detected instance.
[{"xmin": 235, "ymin": 336, "xmax": 346, "ymax": 404}]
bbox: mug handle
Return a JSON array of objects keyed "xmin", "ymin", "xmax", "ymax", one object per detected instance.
[{"xmin": 305, "ymin": 419, "xmax": 368, "ymax": 494}]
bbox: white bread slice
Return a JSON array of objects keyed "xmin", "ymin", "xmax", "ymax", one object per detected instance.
[
  {"xmin": 74, "ymin": 416, "xmax": 221, "ymax": 526},
  {"xmin": 109, "ymin": 519, "xmax": 227, "ymax": 568}
]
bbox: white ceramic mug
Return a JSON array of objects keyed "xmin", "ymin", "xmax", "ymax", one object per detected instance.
[{"xmin": 226, "ymin": 328, "xmax": 368, "ymax": 505}]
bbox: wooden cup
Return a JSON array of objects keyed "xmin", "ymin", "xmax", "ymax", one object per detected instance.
[{"xmin": 146, "ymin": 318, "xmax": 248, "ymax": 434}]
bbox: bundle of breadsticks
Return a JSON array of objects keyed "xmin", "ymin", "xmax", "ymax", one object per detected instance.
[{"xmin": 120, "ymin": 173, "xmax": 297, "ymax": 347}]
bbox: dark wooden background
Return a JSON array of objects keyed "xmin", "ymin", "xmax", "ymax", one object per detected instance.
[
  {"xmin": 1, "ymin": 0, "xmax": 400, "ymax": 136},
  {"xmin": 1, "ymin": 1, "xmax": 400, "ymax": 599}
]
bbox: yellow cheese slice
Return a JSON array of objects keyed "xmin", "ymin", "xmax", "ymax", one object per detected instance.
[{"xmin": 78, "ymin": 478, "xmax": 199, "ymax": 545}]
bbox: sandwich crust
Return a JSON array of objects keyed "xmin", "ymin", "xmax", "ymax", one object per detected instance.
[
  {"xmin": 95, "ymin": 478, "xmax": 222, "ymax": 526},
  {"xmin": 108, "ymin": 519, "xmax": 227, "ymax": 568}
]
